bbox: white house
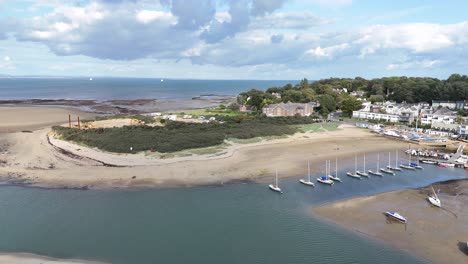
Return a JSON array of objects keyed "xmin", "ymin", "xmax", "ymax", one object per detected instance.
[
  {"xmin": 352, "ymin": 111, "xmax": 399, "ymax": 122},
  {"xmin": 459, "ymin": 125, "xmax": 468, "ymax": 136},
  {"xmin": 420, "ymin": 107, "xmax": 457, "ymax": 125},
  {"xmin": 162, "ymin": 115, "xmax": 177, "ymax": 121}
]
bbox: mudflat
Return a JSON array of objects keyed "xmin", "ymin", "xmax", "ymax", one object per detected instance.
[{"xmin": 313, "ymin": 180, "xmax": 468, "ymax": 264}]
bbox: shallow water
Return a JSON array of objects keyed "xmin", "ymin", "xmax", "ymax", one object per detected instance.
[
  {"xmin": 0, "ymin": 78, "xmax": 295, "ymax": 100},
  {"xmin": 1, "ymin": 158, "xmax": 465, "ymax": 264}
]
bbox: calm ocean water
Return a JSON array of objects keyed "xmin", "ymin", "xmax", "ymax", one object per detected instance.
[
  {"xmin": 0, "ymin": 156, "xmax": 466, "ymax": 264},
  {"xmin": 0, "ymin": 78, "xmax": 297, "ymax": 100}
]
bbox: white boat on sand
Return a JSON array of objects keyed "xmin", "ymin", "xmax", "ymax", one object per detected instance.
[
  {"xmin": 299, "ymin": 161, "xmax": 315, "ymax": 187},
  {"xmin": 268, "ymin": 169, "xmax": 282, "ymax": 193},
  {"xmin": 384, "ymin": 211, "xmax": 407, "ymax": 223},
  {"xmin": 427, "ymin": 185, "xmax": 441, "ymax": 207}
]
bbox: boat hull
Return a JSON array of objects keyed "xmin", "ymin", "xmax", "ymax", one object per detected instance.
[
  {"xmin": 356, "ymin": 171, "xmax": 369, "ymax": 177},
  {"xmin": 299, "ymin": 179, "xmax": 315, "ymax": 187},
  {"xmin": 328, "ymin": 175, "xmax": 342, "ymax": 182},
  {"xmin": 368, "ymin": 170, "xmax": 383, "ymax": 176},
  {"xmin": 268, "ymin": 184, "xmax": 282, "ymax": 193},
  {"xmin": 384, "ymin": 212, "xmax": 407, "ymax": 223},
  {"xmin": 317, "ymin": 178, "xmax": 334, "ymax": 185},
  {"xmin": 380, "ymin": 168, "xmax": 395, "ymax": 175},
  {"xmin": 400, "ymin": 165, "xmax": 415, "ymax": 170},
  {"xmin": 387, "ymin": 166, "xmax": 402, "ymax": 171},
  {"xmin": 427, "ymin": 196, "xmax": 441, "ymax": 207},
  {"xmin": 346, "ymin": 172, "xmax": 361, "ymax": 179}
]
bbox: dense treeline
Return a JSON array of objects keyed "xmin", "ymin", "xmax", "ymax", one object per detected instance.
[
  {"xmin": 53, "ymin": 116, "xmax": 321, "ymax": 153},
  {"xmin": 310, "ymin": 74, "xmax": 468, "ymax": 103}
]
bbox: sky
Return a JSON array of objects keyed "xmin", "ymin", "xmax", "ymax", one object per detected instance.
[{"xmin": 0, "ymin": 0, "xmax": 467, "ymax": 80}]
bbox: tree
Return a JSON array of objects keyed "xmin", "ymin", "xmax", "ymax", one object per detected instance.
[
  {"xmin": 318, "ymin": 94, "xmax": 336, "ymax": 117},
  {"xmin": 341, "ymin": 96, "xmax": 362, "ymax": 117},
  {"xmin": 369, "ymin": 94, "xmax": 384, "ymax": 103}
]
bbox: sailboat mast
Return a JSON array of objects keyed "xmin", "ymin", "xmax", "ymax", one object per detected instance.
[
  {"xmin": 395, "ymin": 150, "xmax": 398, "ymax": 167},
  {"xmin": 355, "ymin": 155, "xmax": 357, "ymax": 172},
  {"xmin": 389, "ymin": 152, "xmax": 391, "ymax": 166},
  {"xmin": 377, "ymin": 153, "xmax": 380, "ymax": 170},
  {"xmin": 364, "ymin": 154, "xmax": 366, "ymax": 171},
  {"xmin": 275, "ymin": 169, "xmax": 278, "ymax": 187},
  {"xmin": 308, "ymin": 160, "xmax": 311, "ymax": 182},
  {"xmin": 335, "ymin": 157, "xmax": 338, "ymax": 176}
]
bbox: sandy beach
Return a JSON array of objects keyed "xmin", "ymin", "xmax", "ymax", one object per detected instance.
[
  {"xmin": 0, "ymin": 106, "xmax": 408, "ymax": 189},
  {"xmin": 0, "ymin": 106, "xmax": 96, "ymax": 133},
  {"xmin": 313, "ymin": 180, "xmax": 468, "ymax": 264}
]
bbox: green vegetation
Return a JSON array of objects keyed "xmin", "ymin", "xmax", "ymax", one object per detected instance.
[
  {"xmin": 53, "ymin": 116, "xmax": 324, "ymax": 153},
  {"xmin": 296, "ymin": 122, "xmax": 340, "ymax": 133}
]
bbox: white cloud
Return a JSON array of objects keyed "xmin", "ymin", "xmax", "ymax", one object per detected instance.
[
  {"xmin": 387, "ymin": 60, "xmax": 442, "ymax": 70},
  {"xmin": 305, "ymin": 43, "xmax": 350, "ymax": 58},
  {"xmin": 356, "ymin": 22, "xmax": 468, "ymax": 57},
  {"xmin": 251, "ymin": 12, "xmax": 332, "ymax": 29},
  {"xmin": 3, "ymin": 56, "xmax": 10, "ymax": 61},
  {"xmin": 135, "ymin": 10, "xmax": 175, "ymax": 24}
]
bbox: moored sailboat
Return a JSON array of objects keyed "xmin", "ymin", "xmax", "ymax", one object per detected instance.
[
  {"xmin": 328, "ymin": 158, "xmax": 342, "ymax": 182},
  {"xmin": 299, "ymin": 160, "xmax": 315, "ymax": 187},
  {"xmin": 381, "ymin": 152, "xmax": 395, "ymax": 175},
  {"xmin": 400, "ymin": 146, "xmax": 415, "ymax": 170},
  {"xmin": 368, "ymin": 153, "xmax": 383, "ymax": 176},
  {"xmin": 268, "ymin": 169, "xmax": 282, "ymax": 193},
  {"xmin": 357, "ymin": 154, "xmax": 369, "ymax": 177},
  {"xmin": 317, "ymin": 161, "xmax": 334, "ymax": 185},
  {"xmin": 347, "ymin": 155, "xmax": 362, "ymax": 179}
]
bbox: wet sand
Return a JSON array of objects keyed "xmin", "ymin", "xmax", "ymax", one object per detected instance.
[
  {"xmin": 313, "ymin": 180, "xmax": 468, "ymax": 264},
  {"xmin": 0, "ymin": 106, "xmax": 95, "ymax": 133},
  {"xmin": 0, "ymin": 253, "xmax": 106, "ymax": 264}
]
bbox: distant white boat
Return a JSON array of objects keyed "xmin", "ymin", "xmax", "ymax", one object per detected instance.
[
  {"xmin": 269, "ymin": 169, "xmax": 282, "ymax": 193},
  {"xmin": 328, "ymin": 158, "xmax": 342, "ymax": 182},
  {"xmin": 384, "ymin": 211, "xmax": 407, "ymax": 223},
  {"xmin": 317, "ymin": 161, "xmax": 334, "ymax": 185},
  {"xmin": 300, "ymin": 161, "xmax": 315, "ymax": 187},
  {"xmin": 421, "ymin": 160, "xmax": 436, "ymax": 164},
  {"xmin": 427, "ymin": 185, "xmax": 441, "ymax": 207},
  {"xmin": 357, "ymin": 154, "xmax": 369, "ymax": 177},
  {"xmin": 347, "ymin": 155, "xmax": 361, "ymax": 179},
  {"xmin": 160, "ymin": 79, "xmax": 164, "ymax": 82},
  {"xmin": 89, "ymin": 77, "xmax": 93, "ymax": 81},
  {"xmin": 369, "ymin": 153, "xmax": 383, "ymax": 176}
]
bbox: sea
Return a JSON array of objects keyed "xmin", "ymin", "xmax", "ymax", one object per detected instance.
[
  {"xmin": 1, "ymin": 159, "xmax": 467, "ymax": 264},
  {"xmin": 0, "ymin": 78, "xmax": 465, "ymax": 263},
  {"xmin": 0, "ymin": 77, "xmax": 297, "ymax": 100}
]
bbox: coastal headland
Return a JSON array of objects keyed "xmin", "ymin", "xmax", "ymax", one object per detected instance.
[
  {"xmin": 313, "ymin": 180, "xmax": 468, "ymax": 264},
  {"xmin": 0, "ymin": 105, "xmax": 407, "ymax": 189}
]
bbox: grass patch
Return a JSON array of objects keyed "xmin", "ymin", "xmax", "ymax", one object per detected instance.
[
  {"xmin": 52, "ymin": 116, "xmax": 323, "ymax": 153},
  {"xmin": 296, "ymin": 122, "xmax": 339, "ymax": 133}
]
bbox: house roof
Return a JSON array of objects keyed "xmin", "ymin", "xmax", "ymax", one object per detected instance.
[
  {"xmin": 264, "ymin": 101, "xmax": 319, "ymax": 111},
  {"xmin": 433, "ymin": 107, "xmax": 456, "ymax": 116}
]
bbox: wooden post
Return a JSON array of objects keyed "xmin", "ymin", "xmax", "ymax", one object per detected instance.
[
  {"xmin": 78, "ymin": 116, "xmax": 81, "ymax": 129},
  {"xmin": 68, "ymin": 114, "xmax": 71, "ymax": 128}
]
